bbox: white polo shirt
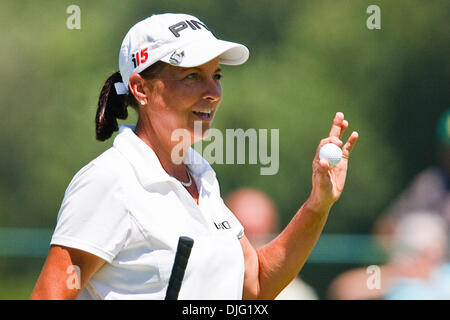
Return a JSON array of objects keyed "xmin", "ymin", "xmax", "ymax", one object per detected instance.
[{"xmin": 50, "ymin": 125, "xmax": 245, "ymax": 300}]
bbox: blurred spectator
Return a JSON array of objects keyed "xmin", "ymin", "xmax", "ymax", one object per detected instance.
[
  {"xmin": 327, "ymin": 211, "xmax": 450, "ymax": 299},
  {"xmin": 225, "ymin": 187, "xmax": 318, "ymax": 300},
  {"xmin": 384, "ymin": 212, "xmax": 450, "ymax": 299},
  {"xmin": 373, "ymin": 109, "xmax": 450, "ymax": 254}
]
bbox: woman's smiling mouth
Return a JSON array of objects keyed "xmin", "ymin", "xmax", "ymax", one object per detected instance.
[{"xmin": 192, "ymin": 109, "xmax": 213, "ymax": 121}]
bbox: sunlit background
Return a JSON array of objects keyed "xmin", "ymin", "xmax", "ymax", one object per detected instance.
[{"xmin": 0, "ymin": 0, "xmax": 448, "ymax": 299}]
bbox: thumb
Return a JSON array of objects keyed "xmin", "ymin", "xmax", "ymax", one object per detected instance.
[
  {"xmin": 314, "ymin": 159, "xmax": 331, "ymax": 185},
  {"xmin": 318, "ymin": 158, "xmax": 330, "ymax": 172}
]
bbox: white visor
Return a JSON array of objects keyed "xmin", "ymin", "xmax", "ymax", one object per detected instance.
[{"xmin": 117, "ymin": 13, "xmax": 249, "ymax": 92}]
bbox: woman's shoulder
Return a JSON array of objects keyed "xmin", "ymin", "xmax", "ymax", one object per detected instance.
[
  {"xmin": 68, "ymin": 147, "xmax": 132, "ymax": 190},
  {"xmin": 92, "ymin": 146, "xmax": 132, "ymax": 174}
]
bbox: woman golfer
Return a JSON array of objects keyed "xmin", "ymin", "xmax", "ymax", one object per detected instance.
[{"xmin": 31, "ymin": 13, "xmax": 358, "ymax": 299}]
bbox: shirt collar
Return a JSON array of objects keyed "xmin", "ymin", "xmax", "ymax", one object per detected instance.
[{"xmin": 113, "ymin": 125, "xmax": 216, "ymax": 190}]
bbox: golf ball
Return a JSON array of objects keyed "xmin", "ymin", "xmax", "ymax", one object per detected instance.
[{"xmin": 319, "ymin": 143, "xmax": 342, "ymax": 167}]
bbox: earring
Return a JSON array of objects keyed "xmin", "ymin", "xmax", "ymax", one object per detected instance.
[{"xmin": 140, "ymin": 100, "xmax": 145, "ymax": 105}]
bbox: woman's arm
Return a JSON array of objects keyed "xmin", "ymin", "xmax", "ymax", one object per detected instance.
[
  {"xmin": 31, "ymin": 245, "xmax": 105, "ymax": 300},
  {"xmin": 241, "ymin": 112, "xmax": 359, "ymax": 299}
]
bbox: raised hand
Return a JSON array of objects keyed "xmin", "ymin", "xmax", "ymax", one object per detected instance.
[{"xmin": 309, "ymin": 112, "xmax": 359, "ymax": 210}]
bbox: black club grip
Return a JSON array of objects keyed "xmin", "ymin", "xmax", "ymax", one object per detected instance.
[{"xmin": 165, "ymin": 236, "xmax": 194, "ymax": 300}]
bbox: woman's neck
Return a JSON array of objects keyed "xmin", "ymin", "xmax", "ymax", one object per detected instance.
[{"xmin": 134, "ymin": 121, "xmax": 190, "ymax": 182}]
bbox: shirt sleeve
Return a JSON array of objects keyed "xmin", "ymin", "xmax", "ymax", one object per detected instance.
[
  {"xmin": 220, "ymin": 198, "xmax": 245, "ymax": 239},
  {"xmin": 50, "ymin": 162, "xmax": 130, "ymax": 263}
]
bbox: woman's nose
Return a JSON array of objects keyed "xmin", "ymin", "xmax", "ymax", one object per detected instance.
[{"xmin": 203, "ymin": 78, "xmax": 222, "ymax": 103}]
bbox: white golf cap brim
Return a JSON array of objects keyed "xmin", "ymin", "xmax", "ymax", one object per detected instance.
[{"xmin": 159, "ymin": 38, "xmax": 249, "ymax": 67}]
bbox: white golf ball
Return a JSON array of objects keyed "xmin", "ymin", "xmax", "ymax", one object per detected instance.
[{"xmin": 319, "ymin": 143, "xmax": 342, "ymax": 167}]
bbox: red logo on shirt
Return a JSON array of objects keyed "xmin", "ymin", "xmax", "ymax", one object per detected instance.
[{"xmin": 131, "ymin": 48, "xmax": 149, "ymax": 68}]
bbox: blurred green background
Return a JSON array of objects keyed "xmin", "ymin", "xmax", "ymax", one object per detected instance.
[{"xmin": 0, "ymin": 0, "xmax": 448, "ymax": 299}]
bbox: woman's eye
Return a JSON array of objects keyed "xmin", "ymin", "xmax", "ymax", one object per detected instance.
[
  {"xmin": 183, "ymin": 72, "xmax": 222, "ymax": 81},
  {"xmin": 185, "ymin": 73, "xmax": 199, "ymax": 80}
]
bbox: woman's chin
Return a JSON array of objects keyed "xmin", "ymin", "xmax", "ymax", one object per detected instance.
[{"xmin": 193, "ymin": 127, "xmax": 211, "ymax": 143}]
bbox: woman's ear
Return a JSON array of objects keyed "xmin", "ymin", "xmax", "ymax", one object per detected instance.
[{"xmin": 128, "ymin": 73, "xmax": 148, "ymax": 105}]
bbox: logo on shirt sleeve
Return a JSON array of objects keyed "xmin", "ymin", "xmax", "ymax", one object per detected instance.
[{"xmin": 214, "ymin": 220, "xmax": 231, "ymax": 230}]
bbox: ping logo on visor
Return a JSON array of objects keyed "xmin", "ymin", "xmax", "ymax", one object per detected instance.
[
  {"xmin": 168, "ymin": 20, "xmax": 209, "ymax": 38},
  {"xmin": 131, "ymin": 47, "xmax": 149, "ymax": 68}
]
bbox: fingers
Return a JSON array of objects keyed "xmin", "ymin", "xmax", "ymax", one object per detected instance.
[
  {"xmin": 315, "ymin": 136, "xmax": 343, "ymax": 158},
  {"xmin": 328, "ymin": 112, "xmax": 358, "ymax": 158},
  {"xmin": 317, "ymin": 112, "xmax": 358, "ymax": 162},
  {"xmin": 340, "ymin": 120, "xmax": 349, "ymax": 139},
  {"xmin": 342, "ymin": 131, "xmax": 359, "ymax": 158},
  {"xmin": 329, "ymin": 112, "xmax": 347, "ymax": 139}
]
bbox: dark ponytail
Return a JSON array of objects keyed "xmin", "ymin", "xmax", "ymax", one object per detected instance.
[
  {"xmin": 95, "ymin": 71, "xmax": 131, "ymax": 141},
  {"xmin": 95, "ymin": 61, "xmax": 166, "ymax": 141}
]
